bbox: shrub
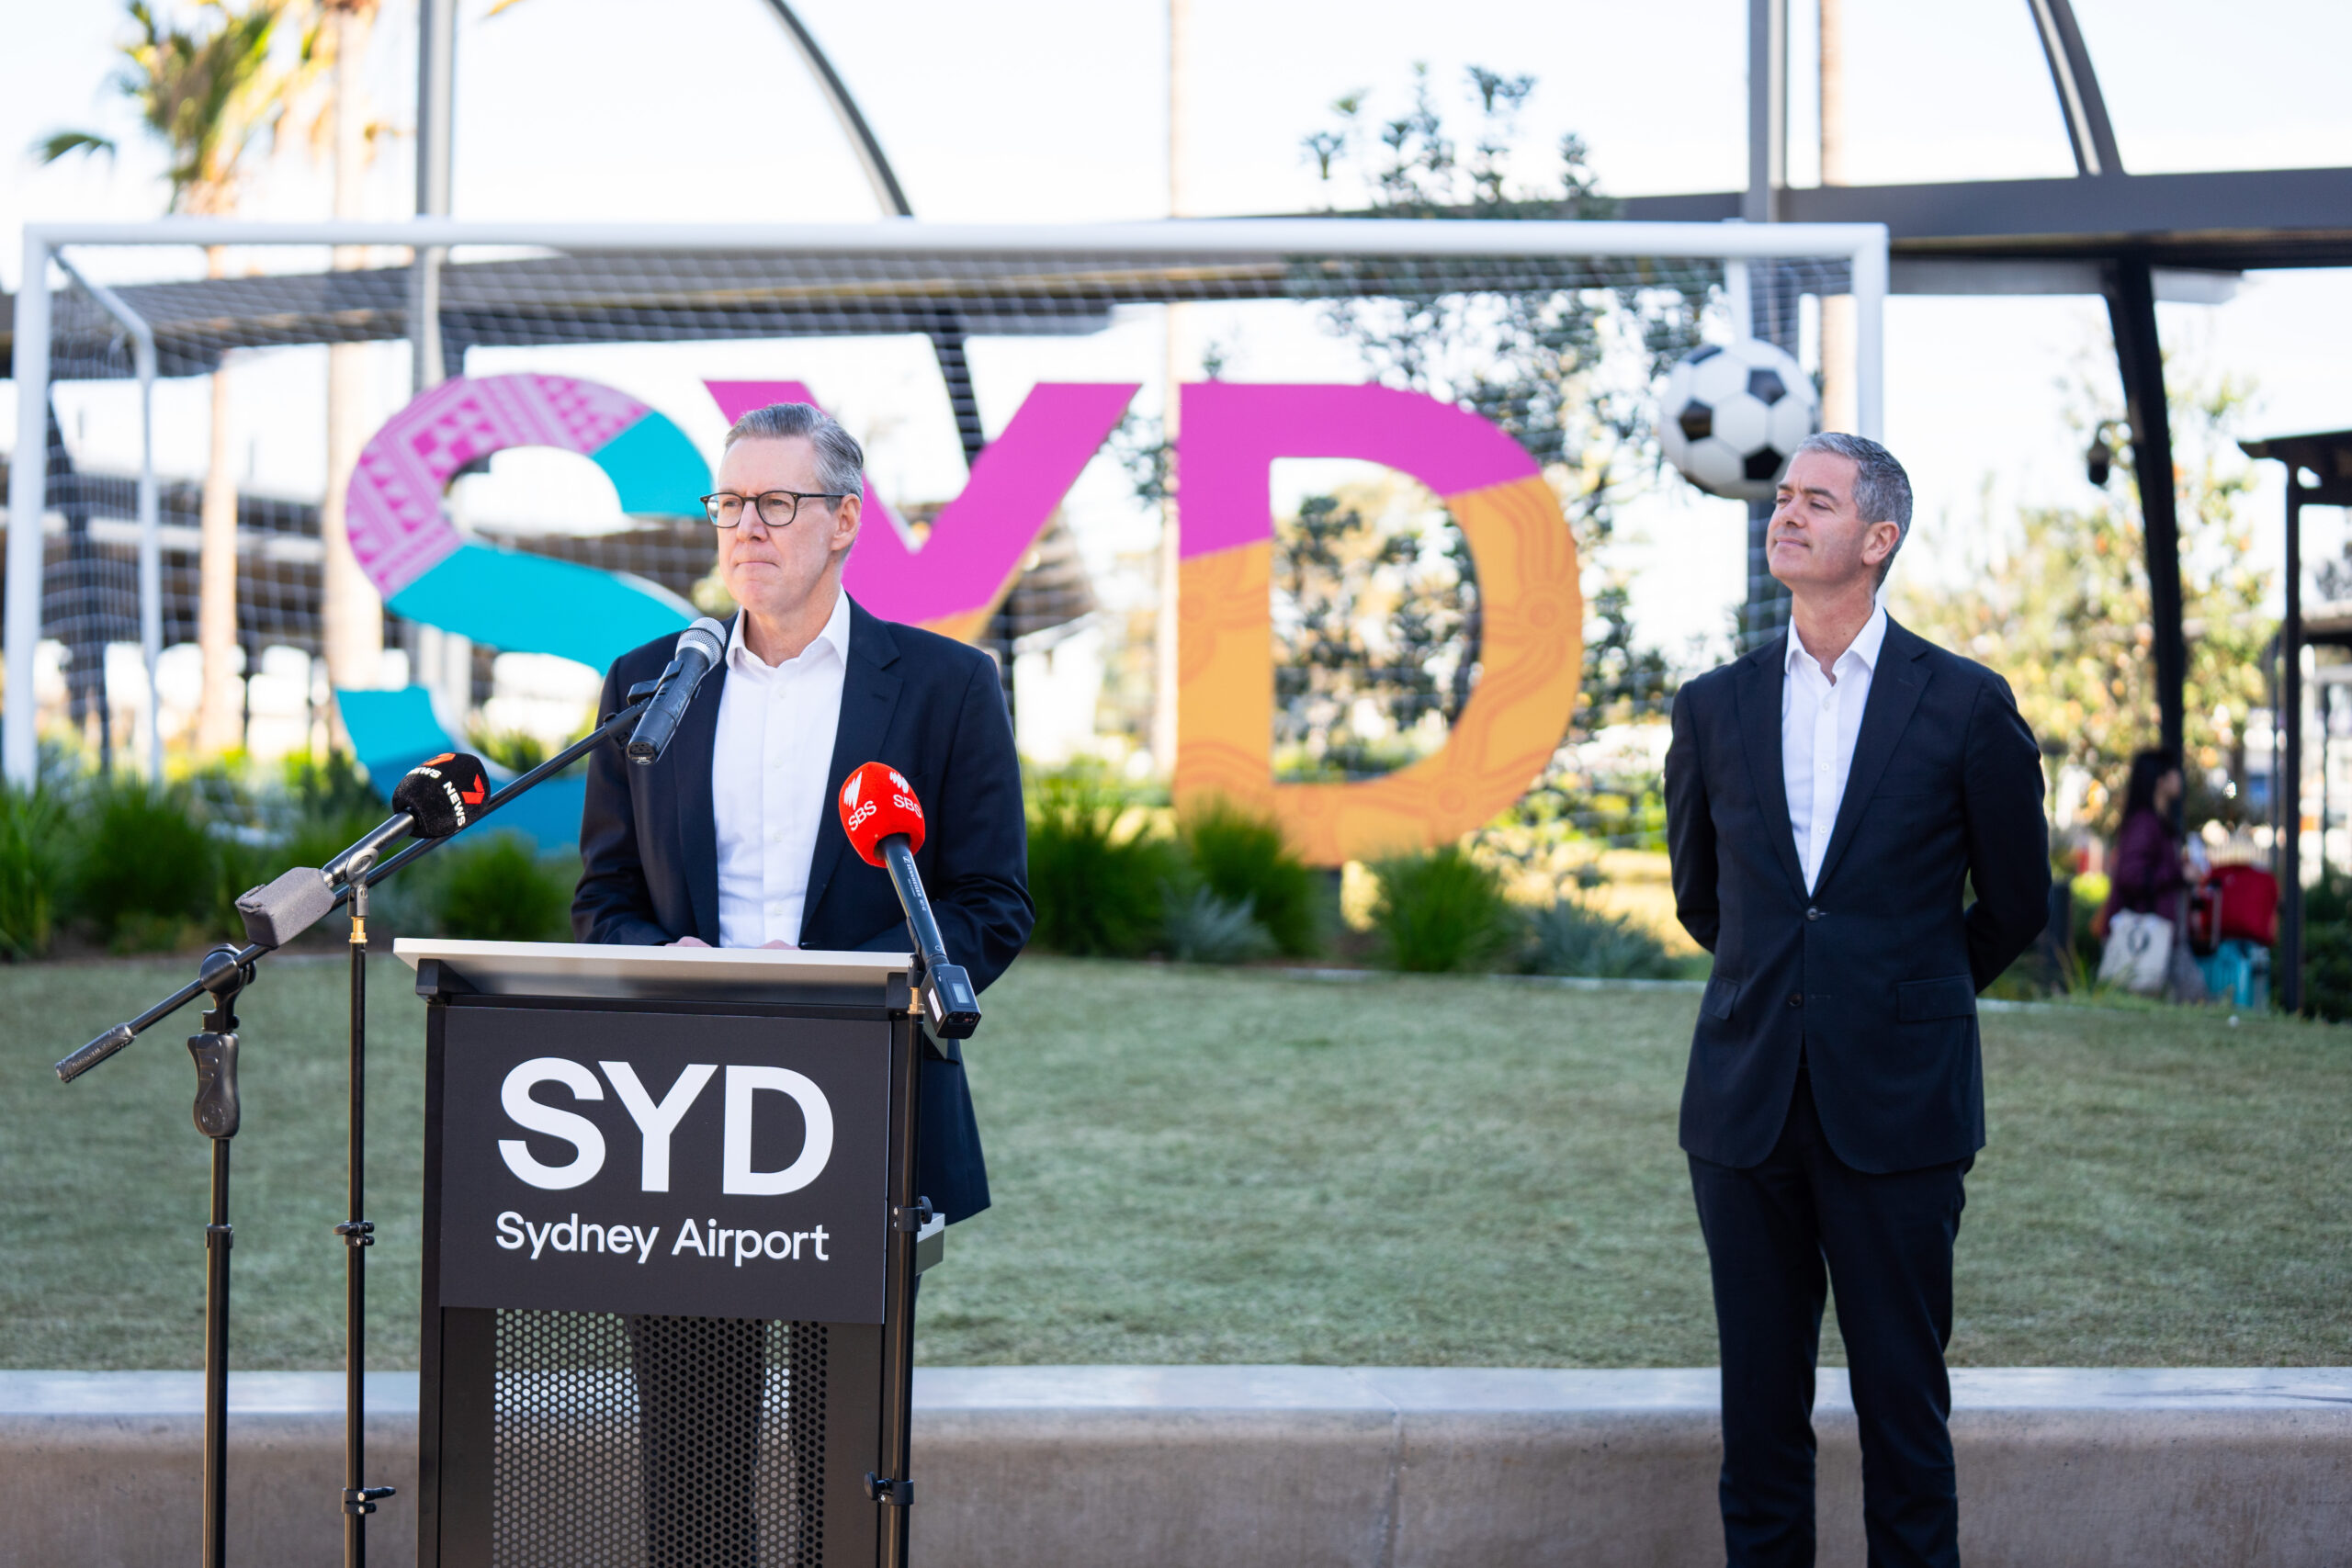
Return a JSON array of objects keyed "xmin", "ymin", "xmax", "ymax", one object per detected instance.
[
  {"xmin": 469, "ymin": 725, "xmax": 550, "ymax": 773},
  {"xmin": 1368, "ymin": 843, "xmax": 1521, "ymax": 973},
  {"xmin": 281, "ymin": 750, "xmax": 382, "ymax": 826},
  {"xmin": 69, "ymin": 778, "xmax": 217, "ymax": 951},
  {"xmin": 1525, "ymin": 897, "xmax": 1679, "ymax": 979},
  {"xmin": 1179, "ymin": 798, "xmax": 1321, "ymax": 957},
  {"xmin": 0, "ymin": 784, "xmax": 66, "ymax": 959},
  {"xmin": 1025, "ymin": 769, "xmax": 1179, "ymax": 957},
  {"xmin": 428, "ymin": 831, "xmax": 577, "ymax": 942},
  {"xmin": 1161, "ymin": 884, "xmax": 1277, "ymax": 964}
]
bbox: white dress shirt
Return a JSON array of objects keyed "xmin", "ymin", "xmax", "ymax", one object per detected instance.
[
  {"xmin": 711, "ymin": 592, "xmax": 852, "ymax": 947},
  {"xmin": 1781, "ymin": 604, "xmax": 1887, "ymax": 894}
]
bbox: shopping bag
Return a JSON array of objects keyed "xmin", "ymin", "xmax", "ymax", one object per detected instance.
[{"xmin": 2098, "ymin": 908, "xmax": 2174, "ymax": 996}]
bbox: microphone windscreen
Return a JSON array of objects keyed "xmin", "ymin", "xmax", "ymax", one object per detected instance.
[
  {"xmin": 237, "ymin": 865, "xmax": 338, "ymax": 949},
  {"xmin": 392, "ymin": 752, "xmax": 491, "ymax": 840},
  {"xmin": 679, "ymin": 616, "xmax": 728, "ymax": 664},
  {"xmin": 838, "ymin": 761, "xmax": 926, "ymax": 867}
]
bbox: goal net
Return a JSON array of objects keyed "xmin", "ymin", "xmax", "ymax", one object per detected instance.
[{"xmin": 6, "ymin": 219, "xmax": 1883, "ymax": 858}]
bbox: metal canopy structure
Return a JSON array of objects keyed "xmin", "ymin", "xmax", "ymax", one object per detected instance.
[{"xmin": 2239, "ymin": 429, "xmax": 2352, "ymax": 1012}]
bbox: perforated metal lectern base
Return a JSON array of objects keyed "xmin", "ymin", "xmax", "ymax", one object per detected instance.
[{"xmin": 424, "ymin": 1306, "xmax": 884, "ymax": 1568}]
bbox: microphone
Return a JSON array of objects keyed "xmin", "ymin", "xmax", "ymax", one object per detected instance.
[
  {"xmin": 838, "ymin": 761, "xmax": 981, "ymax": 1038},
  {"xmin": 234, "ymin": 753, "xmax": 490, "ymax": 949},
  {"xmin": 628, "ymin": 617, "xmax": 729, "ymax": 765}
]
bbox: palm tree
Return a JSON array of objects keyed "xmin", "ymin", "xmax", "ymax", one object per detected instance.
[
  {"xmin": 38, "ymin": 0, "xmax": 301, "ymax": 757},
  {"xmin": 302, "ymin": 0, "xmax": 387, "ymax": 739}
]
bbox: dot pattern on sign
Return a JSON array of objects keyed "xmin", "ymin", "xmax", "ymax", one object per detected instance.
[{"xmin": 490, "ymin": 1309, "xmax": 827, "ymax": 1567}]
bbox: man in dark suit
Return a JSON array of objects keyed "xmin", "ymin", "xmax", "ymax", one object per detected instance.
[
  {"xmin": 1664, "ymin": 432, "xmax": 2049, "ymax": 1568},
  {"xmin": 573, "ymin": 400, "xmax": 1031, "ymax": 1564}
]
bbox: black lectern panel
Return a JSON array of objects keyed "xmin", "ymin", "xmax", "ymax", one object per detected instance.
[{"xmin": 412, "ymin": 943, "xmax": 918, "ymax": 1568}]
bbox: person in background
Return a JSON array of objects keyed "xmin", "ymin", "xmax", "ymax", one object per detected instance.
[{"xmin": 2100, "ymin": 748, "xmax": 2205, "ymax": 1000}]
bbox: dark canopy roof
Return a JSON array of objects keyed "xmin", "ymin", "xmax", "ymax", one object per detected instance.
[{"xmin": 2242, "ymin": 429, "xmax": 2352, "ymax": 508}]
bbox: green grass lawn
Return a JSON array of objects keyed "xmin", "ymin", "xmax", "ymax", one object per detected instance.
[{"xmin": 2, "ymin": 955, "xmax": 2346, "ymax": 1370}]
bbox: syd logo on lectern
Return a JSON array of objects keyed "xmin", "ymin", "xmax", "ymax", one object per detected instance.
[
  {"xmin": 490, "ymin": 1056, "xmax": 837, "ymax": 1270},
  {"xmin": 494, "ymin": 1056, "xmax": 834, "ymax": 1193},
  {"xmin": 437, "ymin": 1009, "xmax": 890, "ymax": 1322}
]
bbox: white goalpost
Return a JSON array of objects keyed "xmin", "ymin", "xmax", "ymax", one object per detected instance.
[{"xmin": 6, "ymin": 216, "xmax": 1889, "ymax": 787}]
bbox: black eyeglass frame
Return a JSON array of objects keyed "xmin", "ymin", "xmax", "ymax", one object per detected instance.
[{"xmin": 697, "ymin": 489, "xmax": 854, "ymax": 529}]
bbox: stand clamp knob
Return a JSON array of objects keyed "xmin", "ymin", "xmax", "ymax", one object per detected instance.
[
  {"xmin": 343, "ymin": 1485, "xmax": 397, "ymax": 1516},
  {"xmin": 334, "ymin": 1220, "xmax": 376, "ymax": 1248},
  {"xmin": 865, "ymin": 1472, "xmax": 913, "ymax": 1507}
]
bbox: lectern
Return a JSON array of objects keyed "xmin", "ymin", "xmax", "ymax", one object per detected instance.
[{"xmin": 401, "ymin": 940, "xmax": 944, "ymax": 1568}]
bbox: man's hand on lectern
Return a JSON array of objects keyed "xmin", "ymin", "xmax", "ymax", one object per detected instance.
[{"xmin": 669, "ymin": 936, "xmax": 710, "ymax": 948}]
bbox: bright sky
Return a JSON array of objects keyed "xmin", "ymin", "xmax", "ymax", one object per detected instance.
[{"xmin": 9, "ymin": 0, "xmax": 2352, "ymax": 661}]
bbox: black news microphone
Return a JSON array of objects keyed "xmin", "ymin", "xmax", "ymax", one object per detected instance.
[
  {"xmin": 837, "ymin": 761, "xmax": 981, "ymax": 1038},
  {"xmin": 234, "ymin": 753, "xmax": 491, "ymax": 948},
  {"xmin": 628, "ymin": 617, "xmax": 729, "ymax": 765}
]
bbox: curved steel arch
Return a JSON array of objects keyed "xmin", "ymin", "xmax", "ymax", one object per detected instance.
[
  {"xmin": 2026, "ymin": 0, "xmax": 2123, "ymax": 178},
  {"xmin": 755, "ymin": 0, "xmax": 985, "ymax": 468}
]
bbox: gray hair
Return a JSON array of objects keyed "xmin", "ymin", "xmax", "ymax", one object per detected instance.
[
  {"xmin": 723, "ymin": 402, "xmax": 865, "ymax": 499},
  {"xmin": 1793, "ymin": 431, "xmax": 1913, "ymax": 584}
]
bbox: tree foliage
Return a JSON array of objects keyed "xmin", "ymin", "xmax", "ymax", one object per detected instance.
[
  {"xmin": 1893, "ymin": 357, "xmax": 2270, "ymax": 835},
  {"xmin": 33, "ymin": 1, "xmax": 302, "ymax": 215},
  {"xmin": 1272, "ymin": 482, "xmax": 1471, "ymax": 778},
  {"xmin": 1301, "ymin": 64, "xmax": 1702, "ymax": 742}
]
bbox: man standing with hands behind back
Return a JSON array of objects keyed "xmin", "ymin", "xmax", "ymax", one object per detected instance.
[{"xmin": 1664, "ymin": 433, "xmax": 2050, "ymax": 1567}]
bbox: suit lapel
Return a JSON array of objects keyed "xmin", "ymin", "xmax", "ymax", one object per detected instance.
[
  {"xmin": 673, "ymin": 615, "xmax": 733, "ymax": 944},
  {"xmin": 1811, "ymin": 618, "xmax": 1931, "ymax": 894},
  {"xmin": 1732, "ymin": 640, "xmax": 1808, "ymax": 899},
  {"xmin": 797, "ymin": 600, "xmax": 904, "ymax": 942}
]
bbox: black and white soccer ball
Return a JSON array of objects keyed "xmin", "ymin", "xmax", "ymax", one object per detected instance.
[{"xmin": 1657, "ymin": 338, "xmax": 1820, "ymax": 502}]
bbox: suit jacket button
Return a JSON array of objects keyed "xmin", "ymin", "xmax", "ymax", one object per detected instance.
[
  {"xmin": 1787, "ymin": 993, "xmax": 1804, "ymax": 1009},
  {"xmin": 1806, "ymin": 906, "xmax": 1822, "ymax": 921}
]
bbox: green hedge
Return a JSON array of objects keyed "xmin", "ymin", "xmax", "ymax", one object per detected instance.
[{"xmin": 0, "ymin": 754, "xmax": 581, "ymax": 957}]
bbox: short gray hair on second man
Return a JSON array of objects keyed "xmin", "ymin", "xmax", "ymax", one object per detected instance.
[
  {"xmin": 722, "ymin": 402, "xmax": 865, "ymax": 500},
  {"xmin": 1793, "ymin": 431, "xmax": 1914, "ymax": 584}
]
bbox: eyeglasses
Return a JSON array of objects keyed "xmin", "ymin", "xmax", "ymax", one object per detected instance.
[{"xmin": 699, "ymin": 490, "xmax": 851, "ymax": 529}]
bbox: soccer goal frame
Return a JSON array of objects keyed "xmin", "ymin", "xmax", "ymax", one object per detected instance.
[{"xmin": 6, "ymin": 216, "xmax": 1888, "ymax": 786}]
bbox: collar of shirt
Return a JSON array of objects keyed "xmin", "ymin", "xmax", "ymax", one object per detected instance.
[
  {"xmin": 1785, "ymin": 602, "xmax": 1888, "ymax": 689},
  {"xmin": 726, "ymin": 589, "xmax": 852, "ymax": 677}
]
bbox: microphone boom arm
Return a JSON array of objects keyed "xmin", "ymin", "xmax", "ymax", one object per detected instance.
[{"xmin": 54, "ymin": 689, "xmax": 660, "ymax": 1084}]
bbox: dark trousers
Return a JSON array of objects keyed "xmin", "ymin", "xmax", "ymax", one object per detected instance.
[{"xmin": 1689, "ymin": 1067, "xmax": 1971, "ymax": 1568}]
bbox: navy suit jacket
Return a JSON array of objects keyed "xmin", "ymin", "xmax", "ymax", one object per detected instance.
[
  {"xmin": 572, "ymin": 597, "xmax": 1034, "ymax": 1223},
  {"xmin": 1662, "ymin": 617, "xmax": 2049, "ymax": 1174}
]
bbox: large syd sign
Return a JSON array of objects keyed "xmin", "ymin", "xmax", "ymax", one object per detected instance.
[
  {"xmin": 436, "ymin": 1006, "xmax": 891, "ymax": 1322},
  {"xmin": 337, "ymin": 375, "xmax": 1581, "ymax": 865}
]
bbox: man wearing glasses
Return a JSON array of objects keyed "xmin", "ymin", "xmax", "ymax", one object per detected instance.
[{"xmin": 574, "ymin": 401, "xmax": 1033, "ymax": 1563}]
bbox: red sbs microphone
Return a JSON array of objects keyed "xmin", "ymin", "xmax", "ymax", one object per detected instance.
[
  {"xmin": 840, "ymin": 761, "xmax": 926, "ymax": 865},
  {"xmin": 837, "ymin": 762, "xmax": 978, "ymax": 1037}
]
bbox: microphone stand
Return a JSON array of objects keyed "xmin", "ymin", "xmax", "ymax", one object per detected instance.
[
  {"xmin": 337, "ymin": 849, "xmax": 394, "ymax": 1565},
  {"xmin": 51, "ymin": 686, "xmax": 657, "ymax": 1568}
]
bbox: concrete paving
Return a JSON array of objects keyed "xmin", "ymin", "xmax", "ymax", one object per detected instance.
[{"xmin": 3, "ymin": 1366, "xmax": 2346, "ymax": 1565}]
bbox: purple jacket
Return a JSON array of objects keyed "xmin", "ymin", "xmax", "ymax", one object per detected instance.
[{"xmin": 2109, "ymin": 807, "xmax": 2187, "ymax": 916}]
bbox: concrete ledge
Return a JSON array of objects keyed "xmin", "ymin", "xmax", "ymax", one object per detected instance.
[{"xmin": 3, "ymin": 1367, "xmax": 2346, "ymax": 1566}]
